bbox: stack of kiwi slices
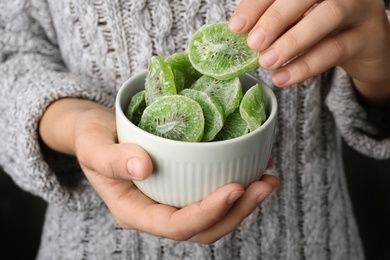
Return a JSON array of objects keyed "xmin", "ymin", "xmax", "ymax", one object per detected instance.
[{"xmin": 125, "ymin": 21, "xmax": 267, "ymax": 142}]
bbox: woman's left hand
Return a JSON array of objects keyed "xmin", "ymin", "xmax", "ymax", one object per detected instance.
[{"xmin": 229, "ymin": 0, "xmax": 390, "ymax": 104}]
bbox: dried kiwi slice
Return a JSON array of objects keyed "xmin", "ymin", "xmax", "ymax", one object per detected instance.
[
  {"xmin": 125, "ymin": 90, "xmax": 146, "ymax": 126},
  {"xmin": 180, "ymin": 89, "xmax": 224, "ymax": 142},
  {"xmin": 214, "ymin": 107, "xmax": 249, "ymax": 141},
  {"xmin": 173, "ymin": 69, "xmax": 186, "ymax": 92},
  {"xmin": 145, "ymin": 55, "xmax": 177, "ymax": 106},
  {"xmin": 166, "ymin": 52, "xmax": 202, "ymax": 86},
  {"xmin": 239, "ymin": 83, "xmax": 267, "ymax": 132},
  {"xmin": 191, "ymin": 74, "xmax": 242, "ymax": 118},
  {"xmin": 139, "ymin": 95, "xmax": 204, "ymax": 142},
  {"xmin": 188, "ymin": 21, "xmax": 259, "ymax": 80}
]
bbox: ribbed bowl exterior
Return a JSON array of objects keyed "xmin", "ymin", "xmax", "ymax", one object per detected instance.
[{"xmin": 116, "ymin": 70, "xmax": 277, "ymax": 208}]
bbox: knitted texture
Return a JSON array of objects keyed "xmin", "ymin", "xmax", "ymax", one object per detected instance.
[{"xmin": 1, "ymin": 0, "xmax": 389, "ymax": 259}]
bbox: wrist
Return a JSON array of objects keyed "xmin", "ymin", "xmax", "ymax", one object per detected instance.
[
  {"xmin": 352, "ymin": 77, "xmax": 390, "ymax": 106},
  {"xmin": 39, "ymin": 98, "xmax": 107, "ymax": 155}
]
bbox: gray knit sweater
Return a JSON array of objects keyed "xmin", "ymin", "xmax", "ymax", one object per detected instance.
[{"xmin": 1, "ymin": 0, "xmax": 389, "ymax": 259}]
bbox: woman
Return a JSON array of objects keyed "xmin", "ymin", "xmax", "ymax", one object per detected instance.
[{"xmin": 1, "ymin": 0, "xmax": 389, "ymax": 259}]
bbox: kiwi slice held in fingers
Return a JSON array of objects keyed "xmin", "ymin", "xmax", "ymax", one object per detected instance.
[
  {"xmin": 144, "ymin": 55, "xmax": 177, "ymax": 106},
  {"xmin": 139, "ymin": 95, "xmax": 204, "ymax": 142},
  {"xmin": 180, "ymin": 89, "xmax": 225, "ymax": 142},
  {"xmin": 188, "ymin": 21, "xmax": 259, "ymax": 80},
  {"xmin": 191, "ymin": 74, "xmax": 242, "ymax": 118},
  {"xmin": 125, "ymin": 90, "xmax": 146, "ymax": 126},
  {"xmin": 239, "ymin": 83, "xmax": 267, "ymax": 132}
]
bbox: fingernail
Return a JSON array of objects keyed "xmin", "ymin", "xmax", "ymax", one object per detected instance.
[
  {"xmin": 127, "ymin": 157, "xmax": 144, "ymax": 180},
  {"xmin": 247, "ymin": 27, "xmax": 266, "ymax": 50},
  {"xmin": 273, "ymin": 70, "xmax": 291, "ymax": 86},
  {"xmin": 229, "ymin": 13, "xmax": 247, "ymax": 32},
  {"xmin": 257, "ymin": 193, "xmax": 271, "ymax": 204},
  {"xmin": 228, "ymin": 191, "xmax": 244, "ymax": 205},
  {"xmin": 260, "ymin": 49, "xmax": 279, "ymax": 68}
]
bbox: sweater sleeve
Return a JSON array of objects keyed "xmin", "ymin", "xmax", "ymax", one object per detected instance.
[
  {"xmin": 0, "ymin": 1, "xmax": 114, "ymax": 211},
  {"xmin": 326, "ymin": 67, "xmax": 390, "ymax": 160}
]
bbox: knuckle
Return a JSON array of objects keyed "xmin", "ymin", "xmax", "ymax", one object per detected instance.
[
  {"xmin": 328, "ymin": 38, "xmax": 346, "ymax": 60},
  {"xmin": 168, "ymin": 227, "xmax": 192, "ymax": 241},
  {"xmin": 297, "ymin": 58, "xmax": 313, "ymax": 78},
  {"xmin": 266, "ymin": 6, "xmax": 285, "ymax": 25},
  {"xmin": 325, "ymin": 1, "xmax": 346, "ymax": 22},
  {"xmin": 284, "ymin": 31, "xmax": 301, "ymax": 50},
  {"xmin": 259, "ymin": 6, "xmax": 285, "ymax": 38}
]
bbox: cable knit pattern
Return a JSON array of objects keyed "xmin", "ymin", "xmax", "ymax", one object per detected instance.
[{"xmin": 0, "ymin": 0, "xmax": 389, "ymax": 259}]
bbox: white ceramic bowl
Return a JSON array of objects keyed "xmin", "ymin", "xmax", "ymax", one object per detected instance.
[{"xmin": 116, "ymin": 70, "xmax": 277, "ymax": 208}]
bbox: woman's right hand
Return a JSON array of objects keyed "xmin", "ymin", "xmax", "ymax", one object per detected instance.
[{"xmin": 39, "ymin": 98, "xmax": 279, "ymax": 243}]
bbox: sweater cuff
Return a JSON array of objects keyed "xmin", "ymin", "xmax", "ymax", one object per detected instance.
[
  {"xmin": 1, "ymin": 62, "xmax": 115, "ymax": 211},
  {"xmin": 325, "ymin": 67, "xmax": 390, "ymax": 159}
]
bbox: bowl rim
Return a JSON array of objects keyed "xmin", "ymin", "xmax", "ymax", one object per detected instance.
[{"xmin": 116, "ymin": 69, "xmax": 278, "ymax": 147}]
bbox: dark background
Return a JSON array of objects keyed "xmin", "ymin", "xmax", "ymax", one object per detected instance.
[{"xmin": 1, "ymin": 139, "xmax": 390, "ymax": 259}]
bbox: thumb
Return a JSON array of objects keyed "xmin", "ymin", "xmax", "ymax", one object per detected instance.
[
  {"xmin": 76, "ymin": 131, "xmax": 153, "ymax": 181},
  {"xmin": 70, "ymin": 105, "xmax": 153, "ymax": 181},
  {"xmin": 103, "ymin": 143, "xmax": 153, "ymax": 181}
]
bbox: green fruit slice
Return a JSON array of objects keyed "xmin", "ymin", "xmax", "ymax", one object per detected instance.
[
  {"xmin": 214, "ymin": 107, "xmax": 249, "ymax": 141},
  {"xmin": 239, "ymin": 83, "xmax": 267, "ymax": 132},
  {"xmin": 180, "ymin": 89, "xmax": 225, "ymax": 142},
  {"xmin": 191, "ymin": 74, "xmax": 242, "ymax": 118},
  {"xmin": 173, "ymin": 69, "xmax": 185, "ymax": 92},
  {"xmin": 125, "ymin": 90, "xmax": 146, "ymax": 126},
  {"xmin": 188, "ymin": 21, "xmax": 259, "ymax": 80},
  {"xmin": 145, "ymin": 55, "xmax": 177, "ymax": 106},
  {"xmin": 139, "ymin": 95, "xmax": 204, "ymax": 142},
  {"xmin": 166, "ymin": 52, "xmax": 202, "ymax": 88},
  {"xmin": 166, "ymin": 52, "xmax": 202, "ymax": 79}
]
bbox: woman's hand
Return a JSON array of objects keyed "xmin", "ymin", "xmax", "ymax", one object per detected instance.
[
  {"xmin": 39, "ymin": 98, "xmax": 279, "ymax": 243},
  {"xmin": 229, "ymin": 0, "xmax": 390, "ymax": 104}
]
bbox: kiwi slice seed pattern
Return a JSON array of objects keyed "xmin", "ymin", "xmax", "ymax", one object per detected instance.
[
  {"xmin": 188, "ymin": 21, "xmax": 259, "ymax": 80},
  {"xmin": 125, "ymin": 21, "xmax": 268, "ymax": 142},
  {"xmin": 139, "ymin": 95, "xmax": 204, "ymax": 142},
  {"xmin": 144, "ymin": 55, "xmax": 177, "ymax": 106},
  {"xmin": 180, "ymin": 89, "xmax": 225, "ymax": 142},
  {"xmin": 191, "ymin": 74, "xmax": 242, "ymax": 118}
]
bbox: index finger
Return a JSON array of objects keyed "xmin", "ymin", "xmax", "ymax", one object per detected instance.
[
  {"xmin": 229, "ymin": 0, "xmax": 274, "ymax": 34},
  {"xmin": 130, "ymin": 183, "xmax": 246, "ymax": 241},
  {"xmin": 189, "ymin": 174, "xmax": 280, "ymax": 244}
]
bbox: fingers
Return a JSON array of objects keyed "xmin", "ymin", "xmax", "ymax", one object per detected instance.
[
  {"xmin": 134, "ymin": 175, "xmax": 278, "ymax": 243},
  {"xmin": 189, "ymin": 174, "xmax": 279, "ymax": 244},
  {"xmin": 229, "ymin": 0, "xmax": 319, "ymax": 49},
  {"xmin": 95, "ymin": 172, "xmax": 278, "ymax": 243},
  {"xmin": 271, "ymin": 28, "xmax": 363, "ymax": 86},
  {"xmin": 266, "ymin": 158, "xmax": 274, "ymax": 169},
  {"xmin": 260, "ymin": 173, "xmax": 280, "ymax": 188},
  {"xmin": 130, "ymin": 183, "xmax": 246, "ymax": 241},
  {"xmin": 229, "ymin": 0, "xmax": 273, "ymax": 34},
  {"xmin": 229, "ymin": 0, "xmax": 369, "ymax": 86},
  {"xmin": 258, "ymin": 0, "xmax": 345, "ymax": 71},
  {"xmin": 247, "ymin": 0, "xmax": 318, "ymax": 51}
]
